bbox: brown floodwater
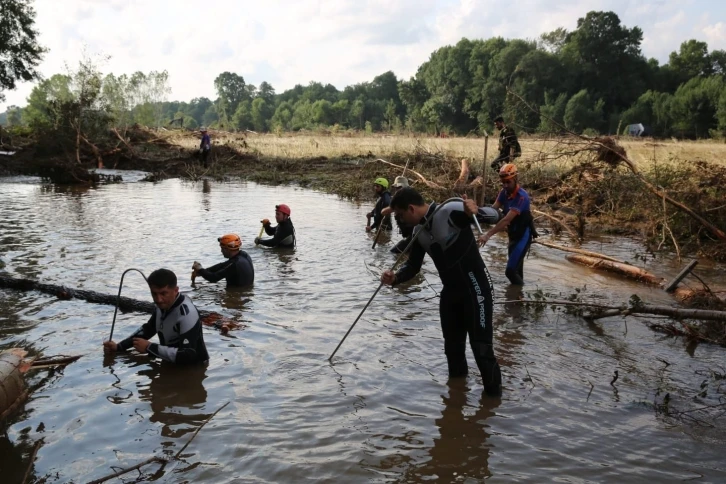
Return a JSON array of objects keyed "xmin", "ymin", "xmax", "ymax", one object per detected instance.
[{"xmin": 1, "ymin": 174, "xmax": 725, "ymax": 483}]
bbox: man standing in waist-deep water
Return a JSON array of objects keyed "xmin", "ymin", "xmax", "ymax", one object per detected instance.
[
  {"xmin": 380, "ymin": 187, "xmax": 502, "ymax": 396},
  {"xmin": 366, "ymin": 178, "xmax": 393, "ymax": 233},
  {"xmin": 103, "ymin": 268, "xmax": 209, "ymax": 364},
  {"xmin": 192, "ymin": 234, "xmax": 254, "ymax": 287},
  {"xmin": 256, "ymin": 204, "xmax": 296, "ymax": 248}
]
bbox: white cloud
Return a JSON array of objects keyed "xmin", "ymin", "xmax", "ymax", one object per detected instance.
[{"xmin": 1, "ymin": 0, "xmax": 724, "ymax": 110}]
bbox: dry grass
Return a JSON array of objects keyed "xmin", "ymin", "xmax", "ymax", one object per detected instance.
[{"xmin": 172, "ymin": 130, "xmax": 726, "ymax": 171}]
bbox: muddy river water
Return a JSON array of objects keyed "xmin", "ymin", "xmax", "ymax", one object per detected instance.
[{"xmin": 1, "ymin": 175, "xmax": 725, "ymax": 483}]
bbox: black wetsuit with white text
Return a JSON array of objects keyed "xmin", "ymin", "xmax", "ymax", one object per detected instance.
[{"xmin": 394, "ymin": 201, "xmax": 499, "ymax": 382}]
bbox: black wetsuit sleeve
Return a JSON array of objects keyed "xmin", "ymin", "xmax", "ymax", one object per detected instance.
[
  {"xmin": 117, "ymin": 314, "xmax": 156, "ymax": 351},
  {"xmin": 198, "ymin": 259, "xmax": 237, "ymax": 283},
  {"xmin": 263, "ymin": 224, "xmax": 276, "ymax": 236},
  {"xmin": 394, "ymin": 237, "xmax": 425, "ymax": 285}
]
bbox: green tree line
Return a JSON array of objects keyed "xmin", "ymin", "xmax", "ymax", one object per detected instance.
[{"xmin": 2, "ymin": 10, "xmax": 726, "ymax": 139}]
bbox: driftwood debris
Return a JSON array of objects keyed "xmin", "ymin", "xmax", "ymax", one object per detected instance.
[
  {"xmin": 535, "ymin": 240, "xmax": 626, "ymax": 264},
  {"xmin": 533, "ymin": 210, "xmax": 579, "ymax": 240},
  {"xmin": 500, "ymin": 298, "xmax": 726, "ymax": 322},
  {"xmin": 565, "ymin": 254, "xmax": 665, "ymax": 285},
  {"xmin": 0, "ymin": 274, "xmax": 242, "ymax": 333},
  {"xmin": 374, "ymin": 158, "xmax": 446, "ymax": 190}
]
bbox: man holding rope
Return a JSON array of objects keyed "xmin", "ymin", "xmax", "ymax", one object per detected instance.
[
  {"xmin": 380, "ymin": 188, "xmax": 502, "ymax": 397},
  {"xmin": 103, "ymin": 269, "xmax": 209, "ymax": 365}
]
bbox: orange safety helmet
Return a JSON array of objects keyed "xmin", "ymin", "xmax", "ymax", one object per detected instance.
[
  {"xmin": 499, "ymin": 163, "xmax": 518, "ymax": 180},
  {"xmin": 275, "ymin": 204, "xmax": 291, "ymax": 216},
  {"xmin": 218, "ymin": 233, "xmax": 242, "ymax": 250}
]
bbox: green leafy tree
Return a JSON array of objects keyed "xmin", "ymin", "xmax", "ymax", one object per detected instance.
[
  {"xmin": 0, "ymin": 0, "xmax": 46, "ymax": 102},
  {"xmin": 270, "ymin": 101, "xmax": 294, "ymax": 131},
  {"xmin": 668, "ymin": 40, "xmax": 712, "ymax": 85},
  {"xmin": 22, "ymin": 74, "xmax": 72, "ymax": 128},
  {"xmin": 6, "ymin": 105, "xmax": 22, "ymax": 125},
  {"xmin": 670, "ymin": 76, "xmax": 724, "ymax": 138},
  {"xmin": 561, "ymin": 11, "xmax": 648, "ymax": 113},
  {"xmin": 232, "ymin": 100, "xmax": 253, "ymax": 130},
  {"xmin": 250, "ymin": 97, "xmax": 272, "ymax": 132},
  {"xmin": 563, "ymin": 89, "xmax": 604, "ymax": 133},
  {"xmin": 538, "ymin": 92, "xmax": 568, "ymax": 132},
  {"xmin": 214, "ymin": 72, "xmax": 248, "ymax": 122},
  {"xmin": 349, "ymin": 99, "xmax": 365, "ymax": 129}
]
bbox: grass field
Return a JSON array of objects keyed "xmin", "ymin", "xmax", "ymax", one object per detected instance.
[{"xmin": 171, "ymin": 130, "xmax": 726, "ymax": 176}]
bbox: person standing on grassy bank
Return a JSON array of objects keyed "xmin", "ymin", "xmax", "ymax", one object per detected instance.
[
  {"xmin": 380, "ymin": 187, "xmax": 502, "ymax": 397},
  {"xmin": 256, "ymin": 204, "xmax": 296, "ymax": 248},
  {"xmin": 192, "ymin": 234, "xmax": 255, "ymax": 287},
  {"xmin": 199, "ymin": 127, "xmax": 211, "ymax": 167},
  {"xmin": 490, "ymin": 116, "xmax": 521, "ymax": 171},
  {"xmin": 103, "ymin": 269, "xmax": 209, "ymax": 364},
  {"xmin": 366, "ymin": 178, "xmax": 393, "ymax": 233},
  {"xmin": 478, "ymin": 164, "xmax": 537, "ymax": 285}
]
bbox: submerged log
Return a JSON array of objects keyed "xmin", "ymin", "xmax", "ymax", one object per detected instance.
[
  {"xmin": 565, "ymin": 254, "xmax": 665, "ymax": 285},
  {"xmin": 0, "ymin": 274, "xmax": 242, "ymax": 332}
]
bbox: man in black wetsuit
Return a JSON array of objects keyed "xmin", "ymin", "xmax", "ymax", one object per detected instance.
[
  {"xmin": 103, "ymin": 269, "xmax": 209, "ymax": 364},
  {"xmin": 255, "ymin": 204, "xmax": 296, "ymax": 248},
  {"xmin": 365, "ymin": 177, "xmax": 392, "ymax": 233},
  {"xmin": 192, "ymin": 233, "xmax": 254, "ymax": 287},
  {"xmin": 380, "ymin": 187, "xmax": 502, "ymax": 396}
]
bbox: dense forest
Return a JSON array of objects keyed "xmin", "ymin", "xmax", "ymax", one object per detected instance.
[{"xmin": 2, "ymin": 10, "xmax": 726, "ymax": 139}]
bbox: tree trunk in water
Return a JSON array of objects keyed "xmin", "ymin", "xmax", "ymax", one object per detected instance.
[
  {"xmin": 0, "ymin": 274, "xmax": 220, "ymax": 320},
  {"xmin": 565, "ymin": 254, "xmax": 664, "ymax": 285}
]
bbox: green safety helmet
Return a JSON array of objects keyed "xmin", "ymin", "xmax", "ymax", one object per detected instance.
[{"xmin": 374, "ymin": 177, "xmax": 389, "ymax": 189}]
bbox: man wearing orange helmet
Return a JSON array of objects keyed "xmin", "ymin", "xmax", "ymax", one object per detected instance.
[
  {"xmin": 255, "ymin": 204, "xmax": 296, "ymax": 248},
  {"xmin": 192, "ymin": 234, "xmax": 254, "ymax": 287},
  {"xmin": 478, "ymin": 163, "xmax": 536, "ymax": 285}
]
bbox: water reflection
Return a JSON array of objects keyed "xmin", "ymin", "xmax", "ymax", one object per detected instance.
[
  {"xmin": 137, "ymin": 363, "xmax": 211, "ymax": 446},
  {"xmin": 401, "ymin": 383, "xmax": 499, "ymax": 482}
]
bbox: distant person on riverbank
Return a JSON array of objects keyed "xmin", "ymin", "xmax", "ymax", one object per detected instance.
[
  {"xmin": 490, "ymin": 116, "xmax": 521, "ymax": 171},
  {"xmin": 103, "ymin": 269, "xmax": 209, "ymax": 364},
  {"xmin": 380, "ymin": 187, "xmax": 502, "ymax": 397},
  {"xmin": 199, "ymin": 127, "xmax": 211, "ymax": 167},
  {"xmin": 256, "ymin": 204, "xmax": 296, "ymax": 248},
  {"xmin": 382, "ymin": 176, "xmax": 413, "ymax": 254},
  {"xmin": 192, "ymin": 234, "xmax": 254, "ymax": 287},
  {"xmin": 366, "ymin": 178, "xmax": 392, "ymax": 233},
  {"xmin": 477, "ymin": 163, "xmax": 537, "ymax": 285}
]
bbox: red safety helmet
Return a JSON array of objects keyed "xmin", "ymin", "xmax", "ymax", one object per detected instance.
[
  {"xmin": 275, "ymin": 204, "xmax": 291, "ymax": 216},
  {"xmin": 218, "ymin": 234, "xmax": 241, "ymax": 250}
]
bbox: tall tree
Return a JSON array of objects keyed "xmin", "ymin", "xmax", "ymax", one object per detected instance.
[
  {"xmin": 0, "ymin": 0, "xmax": 46, "ymax": 101},
  {"xmin": 561, "ymin": 11, "xmax": 648, "ymax": 114},
  {"xmin": 668, "ymin": 39, "xmax": 712, "ymax": 86},
  {"xmin": 214, "ymin": 72, "xmax": 248, "ymax": 122}
]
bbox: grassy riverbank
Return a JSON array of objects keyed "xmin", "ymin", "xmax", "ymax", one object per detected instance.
[{"xmin": 2, "ymin": 128, "xmax": 725, "ymax": 260}]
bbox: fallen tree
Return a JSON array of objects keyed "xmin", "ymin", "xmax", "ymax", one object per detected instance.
[{"xmin": 0, "ymin": 274, "xmax": 242, "ymax": 333}]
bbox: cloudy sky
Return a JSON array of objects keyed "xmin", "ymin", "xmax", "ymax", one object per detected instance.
[{"xmin": 2, "ymin": 0, "xmax": 725, "ymax": 110}]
